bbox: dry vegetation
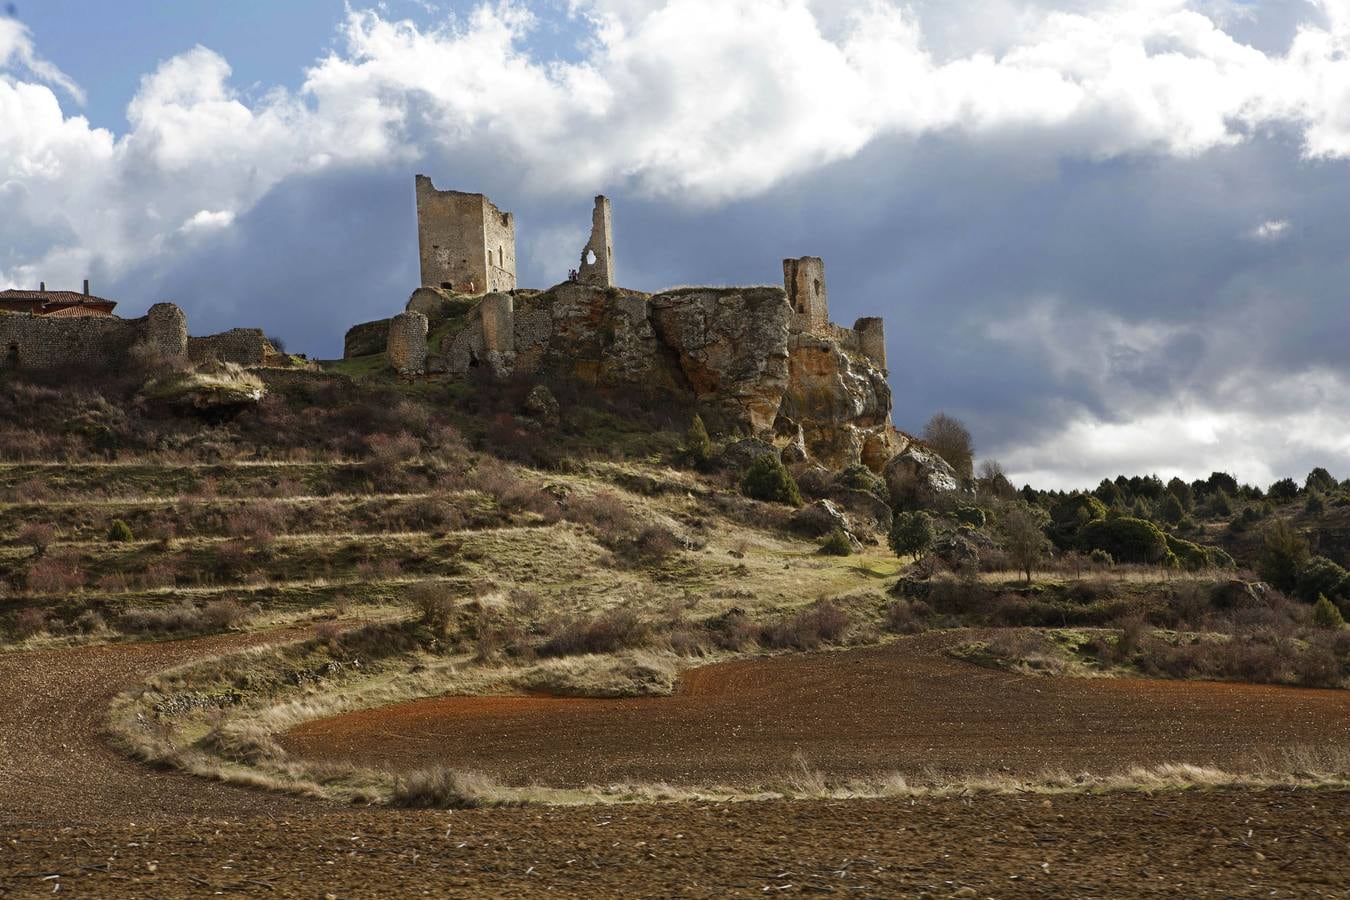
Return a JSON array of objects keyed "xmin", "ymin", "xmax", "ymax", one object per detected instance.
[{"xmin": 2, "ymin": 363, "xmax": 1346, "ymax": 815}]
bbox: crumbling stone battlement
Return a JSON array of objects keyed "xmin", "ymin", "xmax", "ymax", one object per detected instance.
[{"xmin": 188, "ymin": 329, "xmax": 277, "ymax": 367}]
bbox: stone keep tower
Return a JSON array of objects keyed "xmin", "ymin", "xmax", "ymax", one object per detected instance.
[
  {"xmin": 577, "ymin": 196, "xmax": 615, "ymax": 287},
  {"xmin": 415, "ymin": 175, "xmax": 517, "ymax": 294},
  {"xmin": 783, "ymin": 256, "xmax": 827, "ymax": 333}
]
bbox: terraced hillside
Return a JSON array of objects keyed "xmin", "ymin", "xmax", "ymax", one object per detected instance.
[{"xmin": 1, "ymin": 369, "xmax": 1348, "ymax": 897}]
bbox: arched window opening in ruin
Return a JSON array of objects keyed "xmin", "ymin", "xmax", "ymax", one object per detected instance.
[
  {"xmin": 4, "ymin": 344, "xmax": 18, "ymax": 369},
  {"xmin": 441, "ymin": 282, "xmax": 453, "ymax": 290},
  {"xmin": 498, "ymin": 246, "xmax": 504, "ymax": 267},
  {"xmin": 585, "ymin": 249, "xmax": 597, "ymax": 265},
  {"xmin": 813, "ymin": 278, "xmax": 821, "ymax": 297}
]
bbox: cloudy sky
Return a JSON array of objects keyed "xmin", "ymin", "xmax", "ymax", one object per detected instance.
[{"xmin": 3, "ymin": 0, "xmax": 1350, "ymax": 489}]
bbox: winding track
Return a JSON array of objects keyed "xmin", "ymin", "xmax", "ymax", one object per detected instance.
[{"xmin": 2, "ymin": 630, "xmax": 1348, "ymax": 897}]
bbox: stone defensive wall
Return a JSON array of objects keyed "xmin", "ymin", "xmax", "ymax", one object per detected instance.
[
  {"xmin": 0, "ymin": 302, "xmax": 279, "ymax": 372},
  {"xmin": 0, "ymin": 302, "xmax": 187, "ymax": 370},
  {"xmin": 187, "ymin": 329, "xmax": 277, "ymax": 367}
]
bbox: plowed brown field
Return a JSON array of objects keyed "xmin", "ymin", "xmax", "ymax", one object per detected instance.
[
  {"xmin": 281, "ymin": 633, "xmax": 1350, "ymax": 785},
  {"xmin": 2, "ymin": 630, "xmax": 1348, "ymax": 898}
]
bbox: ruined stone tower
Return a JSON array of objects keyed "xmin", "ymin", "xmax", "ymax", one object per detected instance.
[
  {"xmin": 783, "ymin": 256, "xmax": 827, "ymax": 333},
  {"xmin": 577, "ymin": 196, "xmax": 615, "ymax": 287},
  {"xmin": 415, "ymin": 175, "xmax": 516, "ymax": 294}
]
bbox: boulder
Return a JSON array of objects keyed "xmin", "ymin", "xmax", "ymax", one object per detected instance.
[
  {"xmin": 884, "ymin": 446, "xmax": 965, "ymax": 505},
  {"xmin": 932, "ymin": 530, "xmax": 981, "ymax": 572},
  {"xmin": 792, "ymin": 499, "xmax": 852, "ymax": 538},
  {"xmin": 523, "ymin": 384, "xmax": 561, "ymax": 426},
  {"xmin": 827, "ymin": 486, "xmax": 892, "ymax": 534},
  {"xmin": 720, "ymin": 438, "xmax": 779, "ymax": 471}
]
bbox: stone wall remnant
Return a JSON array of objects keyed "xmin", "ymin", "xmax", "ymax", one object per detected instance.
[
  {"xmin": 577, "ymin": 195, "xmax": 615, "ymax": 287},
  {"xmin": 145, "ymin": 303, "xmax": 188, "ymax": 360},
  {"xmin": 386, "ymin": 311, "xmax": 429, "ymax": 375},
  {"xmin": 415, "ymin": 175, "xmax": 516, "ymax": 294},
  {"xmin": 188, "ymin": 329, "xmax": 275, "ymax": 367}
]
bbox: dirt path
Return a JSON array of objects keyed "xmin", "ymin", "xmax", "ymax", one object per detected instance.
[
  {"xmin": 282, "ymin": 634, "xmax": 1350, "ymax": 785},
  {"xmin": 0, "ymin": 631, "xmax": 309, "ymax": 827}
]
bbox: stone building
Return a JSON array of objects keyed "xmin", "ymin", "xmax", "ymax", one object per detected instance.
[
  {"xmin": 0, "ymin": 281, "xmax": 117, "ymax": 318},
  {"xmin": 415, "ymin": 175, "xmax": 516, "ymax": 294}
]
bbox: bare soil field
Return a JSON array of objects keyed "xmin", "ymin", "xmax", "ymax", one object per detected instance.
[
  {"xmin": 281, "ymin": 634, "xmax": 1350, "ymax": 786},
  {"xmin": 4, "ymin": 790, "xmax": 1347, "ymax": 897},
  {"xmin": 2, "ymin": 630, "xmax": 1347, "ymax": 897}
]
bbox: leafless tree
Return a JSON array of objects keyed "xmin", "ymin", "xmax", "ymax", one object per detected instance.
[{"xmin": 923, "ymin": 412, "xmax": 974, "ymax": 481}]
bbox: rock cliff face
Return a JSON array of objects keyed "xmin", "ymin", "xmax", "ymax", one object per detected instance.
[
  {"xmin": 346, "ymin": 279, "xmax": 929, "ymax": 475},
  {"xmin": 777, "ymin": 331, "xmax": 898, "ymax": 469}
]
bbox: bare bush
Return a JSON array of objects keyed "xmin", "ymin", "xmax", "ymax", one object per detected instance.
[
  {"xmin": 25, "ymin": 552, "xmax": 85, "ymax": 594},
  {"xmin": 410, "ymin": 584, "xmax": 455, "ymax": 634},
  {"xmin": 201, "ymin": 598, "xmax": 250, "ymax": 631},
  {"xmin": 18, "ymin": 522, "xmax": 56, "ymax": 555},
  {"xmin": 539, "ymin": 608, "xmax": 650, "ymax": 657},
  {"xmin": 759, "ymin": 600, "xmax": 852, "ymax": 650},
  {"xmin": 12, "ymin": 608, "xmax": 47, "ymax": 639}
]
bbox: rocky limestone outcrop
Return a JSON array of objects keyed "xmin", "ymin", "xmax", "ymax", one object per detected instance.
[
  {"xmin": 776, "ymin": 331, "xmax": 899, "ymax": 470},
  {"xmin": 648, "ymin": 287, "xmax": 790, "ymax": 432},
  {"xmin": 884, "ymin": 446, "xmax": 967, "ymax": 505}
]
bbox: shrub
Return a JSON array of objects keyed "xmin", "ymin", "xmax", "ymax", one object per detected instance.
[
  {"xmin": 119, "ymin": 602, "xmax": 203, "ymax": 634},
  {"xmin": 539, "ymin": 608, "xmax": 650, "ymax": 657},
  {"xmin": 835, "ymin": 465, "xmax": 890, "ymax": 506},
  {"xmin": 1305, "ymin": 492, "xmax": 1326, "ymax": 515},
  {"xmin": 201, "ymin": 598, "xmax": 249, "ymax": 631},
  {"xmin": 18, "ymin": 522, "xmax": 56, "ymax": 555},
  {"xmin": 955, "ymin": 506, "xmax": 987, "ymax": 528},
  {"xmin": 392, "ymin": 768, "xmax": 506, "ymax": 809},
  {"xmin": 630, "ymin": 525, "xmax": 681, "ymax": 565},
  {"xmin": 1294, "ymin": 556, "xmax": 1349, "ymax": 603},
  {"xmin": 1088, "ymin": 548, "xmax": 1114, "ymax": 568},
  {"xmin": 1312, "ymin": 594, "xmax": 1346, "ymax": 629},
  {"xmin": 1268, "ymin": 477, "xmax": 1299, "ymax": 502},
  {"xmin": 411, "ymin": 585, "xmax": 455, "ymax": 635},
  {"xmin": 1258, "ymin": 520, "xmax": 1310, "ymax": 592},
  {"xmin": 759, "ymin": 600, "xmax": 851, "ymax": 650},
  {"xmin": 74, "ymin": 610, "xmax": 107, "ymax": 634},
  {"xmin": 26, "ymin": 553, "xmax": 85, "ymax": 594},
  {"xmin": 740, "ymin": 454, "xmax": 802, "ymax": 506},
  {"xmin": 1078, "ymin": 517, "xmax": 1172, "ymax": 566},
  {"xmin": 1164, "ymin": 534, "xmax": 1212, "ymax": 572},
  {"xmin": 883, "ymin": 599, "xmax": 928, "ymax": 634},
  {"xmin": 12, "ymin": 608, "xmax": 47, "ymax": 639},
  {"xmin": 819, "ymin": 528, "xmax": 853, "ymax": 556},
  {"xmin": 888, "ymin": 511, "xmax": 934, "ymax": 560},
  {"xmin": 684, "ymin": 414, "xmax": 713, "ymax": 469},
  {"xmin": 107, "ymin": 519, "xmax": 134, "ymax": 542}
]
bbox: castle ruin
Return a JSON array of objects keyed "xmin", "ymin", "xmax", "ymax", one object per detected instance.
[
  {"xmin": 348, "ymin": 176, "xmax": 900, "ymax": 470},
  {"xmin": 0, "ymin": 281, "xmax": 284, "ymax": 373},
  {"xmin": 415, "ymin": 175, "xmax": 517, "ymax": 294}
]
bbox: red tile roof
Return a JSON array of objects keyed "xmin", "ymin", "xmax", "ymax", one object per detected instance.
[
  {"xmin": 41, "ymin": 304, "xmax": 115, "ymax": 318},
  {"xmin": 0, "ymin": 289, "xmax": 116, "ymax": 304},
  {"xmin": 0, "ymin": 289, "xmax": 118, "ymax": 316}
]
